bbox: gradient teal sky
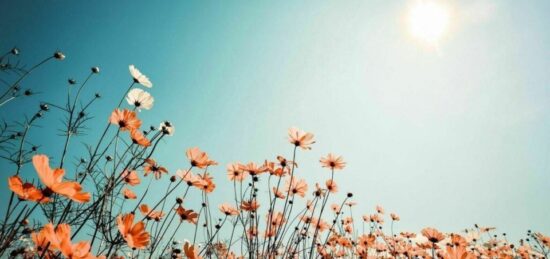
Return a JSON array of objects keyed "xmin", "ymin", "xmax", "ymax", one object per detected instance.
[{"xmin": 1, "ymin": 0, "xmax": 549, "ymax": 242}]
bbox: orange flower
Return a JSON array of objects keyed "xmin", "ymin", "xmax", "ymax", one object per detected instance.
[
  {"xmin": 143, "ymin": 159, "xmax": 168, "ymax": 179},
  {"xmin": 421, "ymin": 227, "xmax": 445, "ymax": 243},
  {"xmin": 219, "ymin": 203, "xmax": 239, "ymax": 216},
  {"xmin": 130, "ymin": 129, "xmax": 150, "ymax": 147},
  {"xmin": 227, "ymin": 162, "xmax": 248, "ymax": 182},
  {"xmin": 117, "ymin": 213, "xmax": 150, "ymax": 249},
  {"xmin": 535, "ymin": 233, "xmax": 550, "ymax": 248},
  {"xmin": 32, "ymin": 223, "xmax": 94, "ymax": 259},
  {"xmin": 285, "ymin": 177, "xmax": 308, "ymax": 198},
  {"xmin": 240, "ymin": 200, "xmax": 260, "ymax": 212},
  {"xmin": 175, "ymin": 205, "xmax": 198, "ymax": 224},
  {"xmin": 390, "ymin": 213, "xmax": 400, "ymax": 221},
  {"xmin": 239, "ymin": 162, "xmax": 265, "ymax": 176},
  {"xmin": 186, "ymin": 147, "xmax": 217, "ymax": 168},
  {"xmin": 325, "ymin": 179, "xmax": 338, "ymax": 193},
  {"xmin": 183, "ymin": 242, "xmax": 202, "ymax": 259},
  {"xmin": 192, "ymin": 173, "xmax": 216, "ymax": 193},
  {"xmin": 31, "ymin": 224, "xmax": 56, "ymax": 258},
  {"xmin": 288, "ymin": 127, "xmax": 315, "ymax": 150},
  {"xmin": 8, "ymin": 175, "xmax": 49, "ymax": 203},
  {"xmin": 320, "ymin": 153, "xmax": 346, "ymax": 170},
  {"xmin": 273, "ymin": 187, "xmax": 285, "ymax": 199},
  {"xmin": 109, "ymin": 109, "xmax": 141, "ymax": 131},
  {"xmin": 121, "ymin": 170, "xmax": 140, "ymax": 186},
  {"xmin": 139, "ymin": 204, "xmax": 165, "ymax": 221},
  {"xmin": 33, "ymin": 154, "xmax": 90, "ymax": 203},
  {"xmin": 123, "ymin": 188, "xmax": 137, "ymax": 199}
]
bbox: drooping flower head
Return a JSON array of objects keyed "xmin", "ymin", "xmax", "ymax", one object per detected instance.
[{"xmin": 129, "ymin": 65, "xmax": 153, "ymax": 87}]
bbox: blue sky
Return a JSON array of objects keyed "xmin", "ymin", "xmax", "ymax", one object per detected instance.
[{"xmin": 1, "ymin": 0, "xmax": 549, "ymax": 242}]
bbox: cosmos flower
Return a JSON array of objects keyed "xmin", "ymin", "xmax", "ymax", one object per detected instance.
[
  {"xmin": 139, "ymin": 204, "xmax": 165, "ymax": 221},
  {"xmin": 325, "ymin": 179, "xmax": 338, "ymax": 193},
  {"xmin": 126, "ymin": 88, "xmax": 154, "ymax": 111},
  {"xmin": 32, "ymin": 155, "xmax": 90, "ymax": 203},
  {"xmin": 129, "ymin": 65, "xmax": 152, "ymax": 87},
  {"xmin": 240, "ymin": 200, "xmax": 260, "ymax": 212},
  {"xmin": 227, "ymin": 162, "xmax": 248, "ymax": 182},
  {"xmin": 32, "ymin": 223, "xmax": 94, "ymax": 259},
  {"xmin": 183, "ymin": 242, "xmax": 202, "ymax": 259},
  {"xmin": 117, "ymin": 213, "xmax": 150, "ymax": 249},
  {"xmin": 130, "ymin": 129, "xmax": 151, "ymax": 147},
  {"xmin": 159, "ymin": 121, "xmax": 175, "ymax": 136},
  {"xmin": 109, "ymin": 109, "xmax": 142, "ymax": 131},
  {"xmin": 288, "ymin": 127, "xmax": 315, "ymax": 150},
  {"xmin": 143, "ymin": 159, "xmax": 168, "ymax": 179},
  {"xmin": 121, "ymin": 170, "xmax": 140, "ymax": 186},
  {"xmin": 123, "ymin": 188, "xmax": 137, "ymax": 199},
  {"xmin": 421, "ymin": 227, "xmax": 445, "ymax": 243},
  {"xmin": 219, "ymin": 203, "xmax": 239, "ymax": 216},
  {"xmin": 285, "ymin": 177, "xmax": 308, "ymax": 198},
  {"xmin": 175, "ymin": 205, "xmax": 198, "ymax": 224},
  {"xmin": 186, "ymin": 147, "xmax": 217, "ymax": 168},
  {"xmin": 8, "ymin": 175, "xmax": 49, "ymax": 203},
  {"xmin": 320, "ymin": 153, "xmax": 346, "ymax": 170}
]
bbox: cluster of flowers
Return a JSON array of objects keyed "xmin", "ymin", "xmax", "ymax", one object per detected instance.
[{"xmin": 0, "ymin": 48, "xmax": 549, "ymax": 259}]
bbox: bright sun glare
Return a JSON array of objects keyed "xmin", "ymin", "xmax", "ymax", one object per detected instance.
[{"xmin": 407, "ymin": 1, "xmax": 450, "ymax": 45}]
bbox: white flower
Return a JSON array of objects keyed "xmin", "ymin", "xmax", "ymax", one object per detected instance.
[
  {"xmin": 159, "ymin": 121, "xmax": 175, "ymax": 136},
  {"xmin": 126, "ymin": 88, "xmax": 154, "ymax": 110},
  {"xmin": 129, "ymin": 64, "xmax": 152, "ymax": 87}
]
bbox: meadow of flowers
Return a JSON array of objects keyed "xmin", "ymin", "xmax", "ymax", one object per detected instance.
[{"xmin": 0, "ymin": 48, "xmax": 549, "ymax": 259}]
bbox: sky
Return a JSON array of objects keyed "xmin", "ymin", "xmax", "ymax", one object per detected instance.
[{"xmin": 1, "ymin": 0, "xmax": 549, "ymax": 243}]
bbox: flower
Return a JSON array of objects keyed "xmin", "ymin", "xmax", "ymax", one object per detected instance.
[
  {"xmin": 240, "ymin": 200, "xmax": 260, "ymax": 212},
  {"xmin": 130, "ymin": 129, "xmax": 151, "ymax": 147},
  {"xmin": 285, "ymin": 177, "xmax": 308, "ymax": 198},
  {"xmin": 129, "ymin": 65, "xmax": 152, "ymax": 87},
  {"xmin": 143, "ymin": 159, "xmax": 168, "ymax": 179},
  {"xmin": 227, "ymin": 162, "xmax": 248, "ymax": 182},
  {"xmin": 320, "ymin": 153, "xmax": 346, "ymax": 170},
  {"xmin": 32, "ymin": 154, "xmax": 90, "ymax": 203},
  {"xmin": 325, "ymin": 179, "xmax": 338, "ymax": 193},
  {"xmin": 109, "ymin": 109, "xmax": 142, "ymax": 131},
  {"xmin": 121, "ymin": 170, "xmax": 140, "ymax": 186},
  {"xmin": 192, "ymin": 173, "xmax": 216, "ymax": 193},
  {"xmin": 159, "ymin": 121, "xmax": 175, "ymax": 136},
  {"xmin": 32, "ymin": 223, "xmax": 94, "ymax": 259},
  {"xmin": 421, "ymin": 227, "xmax": 445, "ymax": 243},
  {"xmin": 123, "ymin": 188, "xmax": 137, "ymax": 199},
  {"xmin": 126, "ymin": 88, "xmax": 154, "ymax": 111},
  {"xmin": 219, "ymin": 203, "xmax": 239, "ymax": 216},
  {"xmin": 139, "ymin": 204, "xmax": 165, "ymax": 221},
  {"xmin": 117, "ymin": 213, "xmax": 150, "ymax": 249},
  {"xmin": 288, "ymin": 127, "xmax": 315, "ymax": 150},
  {"xmin": 390, "ymin": 213, "xmax": 400, "ymax": 221},
  {"xmin": 175, "ymin": 205, "xmax": 198, "ymax": 224},
  {"xmin": 8, "ymin": 175, "xmax": 49, "ymax": 203},
  {"xmin": 183, "ymin": 242, "xmax": 202, "ymax": 259},
  {"xmin": 186, "ymin": 147, "xmax": 217, "ymax": 168}
]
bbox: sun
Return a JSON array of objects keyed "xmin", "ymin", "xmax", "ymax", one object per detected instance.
[{"xmin": 407, "ymin": 1, "xmax": 450, "ymax": 45}]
